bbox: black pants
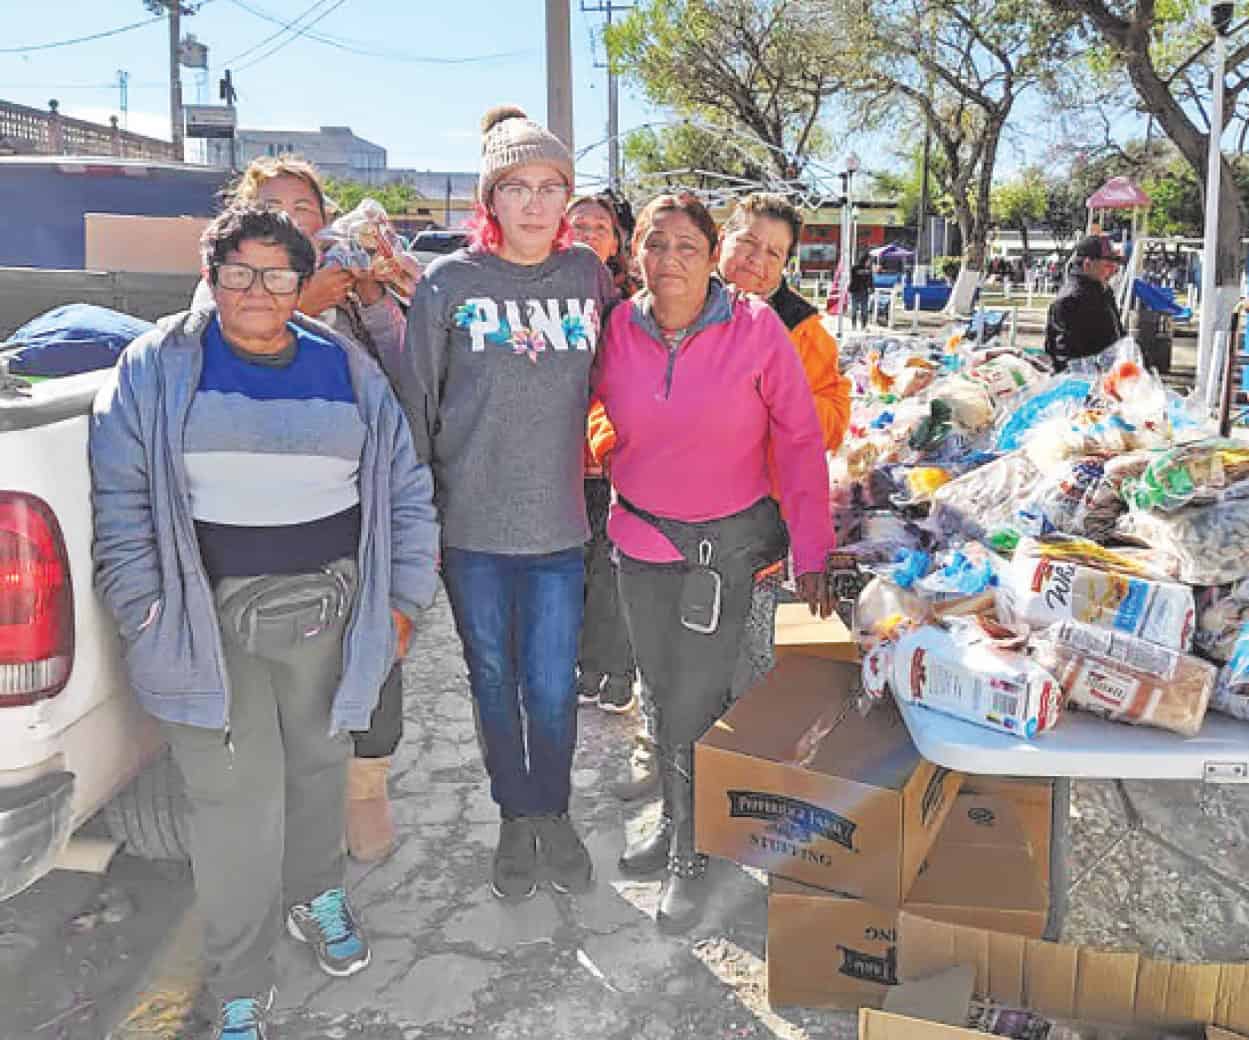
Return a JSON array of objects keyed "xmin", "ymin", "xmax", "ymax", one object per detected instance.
[
  {"xmin": 580, "ymin": 478, "xmax": 634, "ymax": 678},
  {"xmin": 616, "ymin": 554, "xmax": 755, "ymax": 754},
  {"xmin": 352, "ymin": 662, "xmax": 403, "ymax": 758}
]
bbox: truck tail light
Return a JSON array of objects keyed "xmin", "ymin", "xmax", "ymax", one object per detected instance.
[{"xmin": 0, "ymin": 492, "xmax": 73, "ymax": 705}]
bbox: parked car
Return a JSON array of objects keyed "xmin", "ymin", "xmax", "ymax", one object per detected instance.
[
  {"xmin": 0, "ymin": 361, "xmax": 188, "ymax": 902},
  {"xmin": 410, "ymin": 229, "xmax": 468, "ymax": 267}
]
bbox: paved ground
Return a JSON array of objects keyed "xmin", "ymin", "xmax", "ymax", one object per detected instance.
[{"xmin": 103, "ymin": 595, "xmax": 1249, "ymax": 1040}]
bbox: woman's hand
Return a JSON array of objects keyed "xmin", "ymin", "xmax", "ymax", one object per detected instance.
[
  {"xmin": 794, "ymin": 571, "xmax": 834, "ymax": 619},
  {"xmin": 298, "ymin": 267, "xmax": 355, "ymax": 316},
  {"xmin": 369, "ymin": 256, "xmax": 420, "ymax": 299},
  {"xmin": 392, "ymin": 608, "xmax": 413, "ymax": 660}
]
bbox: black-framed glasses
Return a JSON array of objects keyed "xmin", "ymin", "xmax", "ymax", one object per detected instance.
[{"xmin": 214, "ymin": 262, "xmax": 302, "ymax": 296}]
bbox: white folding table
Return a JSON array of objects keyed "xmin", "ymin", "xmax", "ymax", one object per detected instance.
[{"xmin": 893, "ymin": 699, "xmax": 1249, "ymax": 939}]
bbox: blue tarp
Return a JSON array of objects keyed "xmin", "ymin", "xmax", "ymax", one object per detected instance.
[
  {"xmin": 2, "ymin": 304, "xmax": 152, "ymax": 377},
  {"xmin": 0, "ymin": 160, "xmax": 229, "ymax": 269},
  {"xmin": 1133, "ymin": 279, "xmax": 1192, "ymax": 321}
]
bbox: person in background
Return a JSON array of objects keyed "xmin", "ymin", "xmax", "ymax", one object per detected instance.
[
  {"xmin": 848, "ymin": 254, "xmax": 874, "ymax": 330},
  {"xmin": 1044, "ymin": 234, "xmax": 1125, "ymax": 372},
  {"xmin": 594, "ymin": 192, "xmax": 834, "ymax": 934},
  {"xmin": 717, "ymin": 192, "xmax": 850, "ymax": 698},
  {"xmin": 192, "ymin": 154, "xmax": 412, "ymax": 864},
  {"xmin": 566, "ymin": 194, "xmax": 636, "ymax": 716},
  {"xmin": 394, "ymin": 106, "xmax": 615, "ymax": 904},
  {"xmin": 91, "ymin": 206, "xmax": 439, "ymax": 1040}
]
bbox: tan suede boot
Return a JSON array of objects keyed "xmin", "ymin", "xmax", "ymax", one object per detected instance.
[{"xmin": 346, "ymin": 756, "xmax": 396, "ymax": 862}]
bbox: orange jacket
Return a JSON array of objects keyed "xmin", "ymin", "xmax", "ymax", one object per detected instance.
[{"xmin": 770, "ymin": 282, "xmax": 851, "ymax": 454}]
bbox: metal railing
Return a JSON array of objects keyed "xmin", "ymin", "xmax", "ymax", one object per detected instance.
[{"xmin": 0, "ymin": 99, "xmax": 176, "ymax": 161}]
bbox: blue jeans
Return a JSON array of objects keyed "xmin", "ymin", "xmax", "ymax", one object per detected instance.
[
  {"xmin": 442, "ymin": 547, "xmax": 585, "ymax": 818},
  {"xmin": 851, "ymin": 292, "xmax": 870, "ymax": 328}
]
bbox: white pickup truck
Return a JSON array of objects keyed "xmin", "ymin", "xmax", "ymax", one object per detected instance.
[{"xmin": 0, "ymin": 269, "xmax": 200, "ymax": 900}]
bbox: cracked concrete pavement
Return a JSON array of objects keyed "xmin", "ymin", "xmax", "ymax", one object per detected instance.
[{"xmin": 111, "ymin": 591, "xmax": 1248, "ymax": 1040}]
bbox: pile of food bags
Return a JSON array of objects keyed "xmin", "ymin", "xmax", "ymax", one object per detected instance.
[{"xmin": 832, "ymin": 328, "xmax": 1249, "ymax": 738}]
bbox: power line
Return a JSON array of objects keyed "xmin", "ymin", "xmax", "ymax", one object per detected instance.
[
  {"xmin": 224, "ymin": 0, "xmax": 339, "ymax": 66},
  {"xmin": 234, "ymin": 0, "xmax": 350, "ymax": 71},
  {"xmin": 224, "ymin": 0, "xmax": 536, "ymax": 64},
  {"xmin": 0, "ymin": 15, "xmax": 164, "ymax": 53}
]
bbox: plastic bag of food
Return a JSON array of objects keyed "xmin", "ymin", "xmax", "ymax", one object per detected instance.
[
  {"xmin": 965, "ymin": 352, "xmax": 1040, "ymax": 402},
  {"xmin": 995, "ymin": 375, "xmax": 1093, "ymax": 452},
  {"xmin": 935, "ymin": 378, "xmax": 996, "ymax": 433},
  {"xmin": 1212, "ymin": 644, "xmax": 1249, "ymax": 720},
  {"xmin": 1016, "ymin": 458, "xmax": 1106, "ymax": 537},
  {"xmin": 865, "ymin": 623, "xmax": 1063, "ymax": 739},
  {"xmin": 914, "ymin": 544, "xmax": 1000, "ymax": 602},
  {"xmin": 1119, "ymin": 440, "xmax": 1249, "ymax": 513},
  {"xmin": 317, "ymin": 197, "xmax": 421, "ymax": 300},
  {"xmin": 1195, "ymin": 580, "xmax": 1249, "ymax": 662},
  {"xmin": 929, "ymin": 451, "xmax": 1044, "ymax": 542},
  {"xmin": 997, "ymin": 538, "xmax": 1195, "ymax": 652},
  {"xmin": 1116, "ymin": 494, "xmax": 1249, "ymax": 587},
  {"xmin": 853, "ymin": 576, "xmax": 932, "ymax": 650},
  {"xmin": 1031, "ymin": 620, "xmax": 1214, "ymax": 737}
]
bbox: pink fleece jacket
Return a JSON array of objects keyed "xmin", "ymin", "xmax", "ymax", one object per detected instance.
[{"xmin": 593, "ymin": 289, "xmax": 833, "ymax": 576}]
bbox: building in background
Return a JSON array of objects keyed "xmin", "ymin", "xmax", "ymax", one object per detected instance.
[{"xmin": 207, "ymin": 125, "xmax": 386, "ymax": 182}]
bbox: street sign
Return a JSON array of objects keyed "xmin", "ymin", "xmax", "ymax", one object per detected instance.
[{"xmin": 184, "ymin": 104, "xmax": 236, "ymax": 140}]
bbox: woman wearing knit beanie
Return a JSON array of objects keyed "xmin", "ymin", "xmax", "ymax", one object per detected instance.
[{"xmin": 390, "ymin": 105, "xmax": 615, "ymax": 902}]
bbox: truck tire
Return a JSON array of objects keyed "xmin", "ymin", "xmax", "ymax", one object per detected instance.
[{"xmin": 103, "ymin": 751, "xmax": 191, "ymax": 861}]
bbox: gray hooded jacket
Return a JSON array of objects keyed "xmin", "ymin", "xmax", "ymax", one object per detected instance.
[{"xmin": 89, "ymin": 307, "xmax": 439, "ymax": 733}]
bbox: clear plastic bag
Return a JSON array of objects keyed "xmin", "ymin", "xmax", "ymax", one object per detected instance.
[
  {"xmin": 929, "ymin": 450, "xmax": 1045, "ymax": 542},
  {"xmin": 995, "ymin": 374, "xmax": 1093, "ymax": 452},
  {"xmin": 1195, "ymin": 579, "xmax": 1249, "ymax": 663},
  {"xmin": 1119, "ymin": 439, "xmax": 1249, "ymax": 513},
  {"xmin": 1116, "ymin": 494, "xmax": 1249, "ymax": 587},
  {"xmin": 316, "ymin": 197, "xmax": 421, "ymax": 301}
]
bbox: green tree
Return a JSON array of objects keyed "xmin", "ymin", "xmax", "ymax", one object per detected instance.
[
  {"xmin": 992, "ymin": 169, "xmax": 1049, "ymax": 263},
  {"xmin": 819, "ymin": 0, "xmax": 1083, "ymax": 311},
  {"xmin": 620, "ymin": 122, "xmax": 771, "ymax": 188},
  {"xmin": 322, "ymin": 178, "xmax": 418, "ymax": 217},
  {"xmin": 1047, "ymin": 0, "xmax": 1249, "ymax": 364},
  {"xmin": 605, "ymin": 0, "xmax": 840, "ymax": 180}
]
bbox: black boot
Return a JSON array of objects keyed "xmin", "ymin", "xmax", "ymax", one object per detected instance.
[
  {"xmin": 656, "ymin": 745, "xmax": 709, "ymax": 935},
  {"xmin": 618, "ymin": 754, "xmax": 674, "ymax": 877}
]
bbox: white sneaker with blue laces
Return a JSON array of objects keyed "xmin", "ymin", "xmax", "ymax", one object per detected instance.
[{"xmin": 286, "ymin": 887, "xmax": 371, "ymax": 978}]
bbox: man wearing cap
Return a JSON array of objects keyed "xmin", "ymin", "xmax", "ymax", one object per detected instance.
[{"xmin": 1044, "ymin": 235, "xmax": 1126, "ymax": 372}]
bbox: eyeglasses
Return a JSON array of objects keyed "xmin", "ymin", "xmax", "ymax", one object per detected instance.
[
  {"xmin": 495, "ymin": 181, "xmax": 570, "ymax": 208},
  {"xmin": 214, "ymin": 262, "xmax": 302, "ymax": 296}
]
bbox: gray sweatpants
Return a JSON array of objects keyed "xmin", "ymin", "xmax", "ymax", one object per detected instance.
[{"xmin": 160, "ymin": 564, "xmax": 355, "ymax": 1001}]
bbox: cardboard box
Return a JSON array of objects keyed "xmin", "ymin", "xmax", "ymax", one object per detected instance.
[
  {"xmin": 906, "ymin": 795, "xmax": 1049, "ymax": 940},
  {"xmin": 897, "ymin": 912, "xmax": 1249, "ymax": 1032},
  {"xmin": 860, "ymin": 1008, "xmax": 984, "ymax": 1040},
  {"xmin": 774, "ymin": 601, "xmax": 859, "ymax": 663},
  {"xmin": 961, "ymin": 774, "xmax": 1054, "ymax": 893},
  {"xmin": 768, "ymin": 795, "xmax": 1048, "ymax": 1009},
  {"xmin": 84, "ymin": 213, "xmax": 211, "ymax": 274},
  {"xmin": 696, "ymin": 655, "xmax": 963, "ymax": 904}
]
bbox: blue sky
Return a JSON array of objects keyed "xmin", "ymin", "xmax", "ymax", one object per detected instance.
[
  {"xmin": 2, "ymin": 0, "xmax": 660, "ymax": 185},
  {"xmin": 3, "ymin": 2, "xmax": 1126, "ymax": 192}
]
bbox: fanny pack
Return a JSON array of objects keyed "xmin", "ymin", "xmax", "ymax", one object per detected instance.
[
  {"xmin": 617, "ymin": 495, "xmax": 788, "ymax": 634},
  {"xmin": 217, "ymin": 563, "xmax": 355, "ymax": 658}
]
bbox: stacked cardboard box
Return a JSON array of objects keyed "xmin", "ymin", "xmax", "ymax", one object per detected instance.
[{"xmin": 693, "ymin": 613, "xmax": 1053, "ymax": 1012}]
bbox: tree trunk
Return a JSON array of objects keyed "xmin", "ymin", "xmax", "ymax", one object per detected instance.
[
  {"xmin": 946, "ymin": 195, "xmax": 984, "ymax": 316},
  {"xmin": 1020, "ymin": 224, "xmax": 1032, "ymax": 267}
]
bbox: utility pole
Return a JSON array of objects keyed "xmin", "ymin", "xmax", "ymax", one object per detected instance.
[
  {"xmin": 916, "ymin": 130, "xmax": 930, "ymax": 281},
  {"xmin": 581, "ymin": 2, "xmax": 632, "ymax": 191},
  {"xmin": 167, "ymin": 1, "xmax": 184, "ymax": 160},
  {"xmin": 117, "ymin": 70, "xmax": 129, "ymax": 130},
  {"xmin": 545, "ymin": 0, "xmax": 574, "ymax": 153}
]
